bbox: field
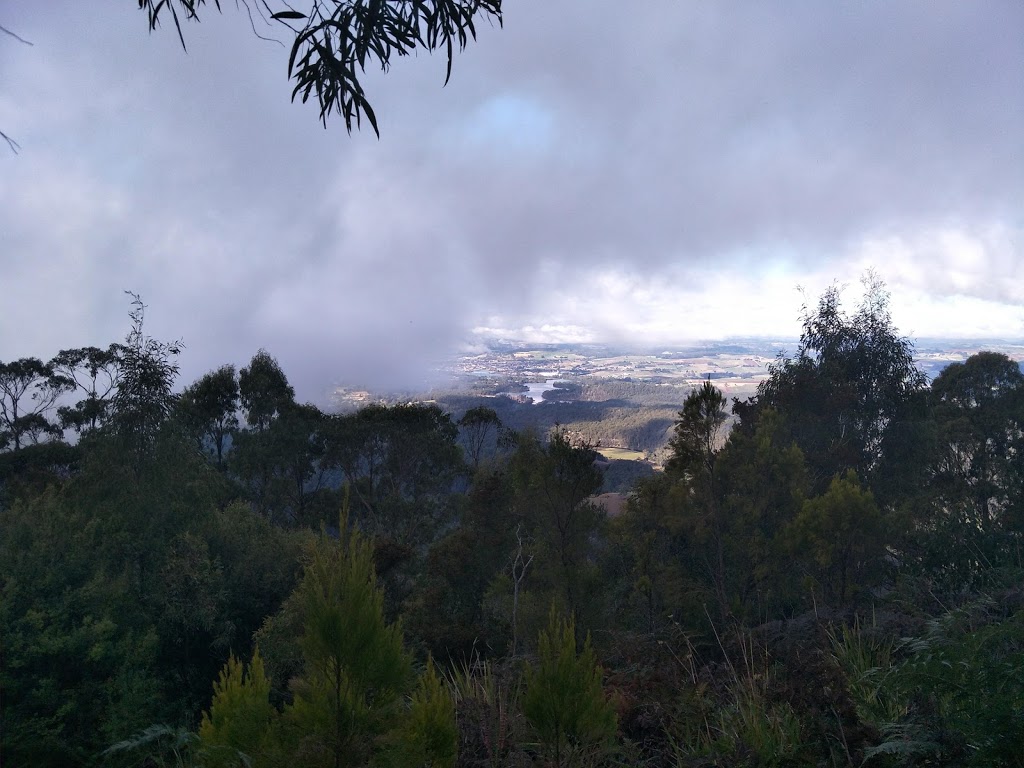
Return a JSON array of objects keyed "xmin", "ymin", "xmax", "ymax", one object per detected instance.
[{"xmin": 595, "ymin": 446, "xmax": 648, "ymax": 462}]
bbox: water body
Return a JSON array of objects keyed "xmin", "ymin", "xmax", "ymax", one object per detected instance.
[{"xmin": 503, "ymin": 379, "xmax": 561, "ymax": 404}]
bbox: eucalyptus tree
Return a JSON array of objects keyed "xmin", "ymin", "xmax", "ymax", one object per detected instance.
[
  {"xmin": 138, "ymin": 0, "xmax": 503, "ymax": 136},
  {"xmin": 109, "ymin": 293, "xmax": 183, "ymax": 452},
  {"xmin": 178, "ymin": 364, "xmax": 240, "ymax": 468},
  {"xmin": 752, "ymin": 274, "xmax": 927, "ymax": 498},
  {"xmin": 0, "ymin": 357, "xmax": 72, "ymax": 451},
  {"xmin": 50, "ymin": 345, "xmax": 123, "ymax": 438}
]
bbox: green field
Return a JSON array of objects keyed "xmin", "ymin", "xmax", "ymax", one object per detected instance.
[{"xmin": 596, "ymin": 446, "xmax": 648, "ymax": 462}]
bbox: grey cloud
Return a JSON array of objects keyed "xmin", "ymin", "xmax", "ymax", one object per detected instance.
[{"xmin": 1, "ymin": 0, "xmax": 1021, "ymax": 399}]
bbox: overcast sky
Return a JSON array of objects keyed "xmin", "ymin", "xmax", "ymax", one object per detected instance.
[{"xmin": 2, "ymin": 1, "xmax": 1022, "ymax": 399}]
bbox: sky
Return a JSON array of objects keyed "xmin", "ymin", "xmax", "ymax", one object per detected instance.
[{"xmin": 2, "ymin": 1, "xmax": 1022, "ymax": 399}]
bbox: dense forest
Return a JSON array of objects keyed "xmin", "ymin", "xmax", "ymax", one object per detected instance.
[{"xmin": 2, "ymin": 282, "xmax": 1023, "ymax": 767}]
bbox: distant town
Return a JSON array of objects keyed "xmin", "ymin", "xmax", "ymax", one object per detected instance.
[{"xmin": 334, "ymin": 337, "xmax": 1024, "ymax": 406}]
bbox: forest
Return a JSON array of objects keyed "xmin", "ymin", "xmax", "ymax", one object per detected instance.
[{"xmin": 2, "ymin": 281, "xmax": 1023, "ymax": 767}]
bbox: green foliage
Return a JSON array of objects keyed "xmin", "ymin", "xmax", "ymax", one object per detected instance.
[
  {"xmin": 522, "ymin": 610, "xmax": 616, "ymax": 767},
  {"xmin": 833, "ymin": 598, "xmax": 1024, "ymax": 767},
  {"xmin": 404, "ymin": 470, "xmax": 515, "ymax": 659},
  {"xmin": 381, "ymin": 658, "xmax": 459, "ymax": 768},
  {"xmin": 665, "ymin": 379, "xmax": 728, "ymax": 481},
  {"xmin": 103, "ymin": 723, "xmax": 204, "ymax": 768},
  {"xmin": 783, "ymin": 470, "xmax": 887, "ymax": 605},
  {"xmin": 239, "ymin": 350, "xmax": 295, "ymax": 432},
  {"xmin": 713, "ymin": 408, "xmax": 809, "ymax": 617},
  {"xmin": 232, "ymin": 401, "xmax": 335, "ymax": 526},
  {"xmin": 178, "ymin": 364, "xmax": 240, "ymax": 468},
  {"xmin": 507, "ymin": 429, "xmax": 606, "ymax": 627},
  {"xmin": 753, "ymin": 274, "xmax": 927, "ymax": 499},
  {"xmin": 918, "ymin": 351, "xmax": 1024, "ymax": 584},
  {"xmin": 199, "ymin": 650, "xmax": 275, "ymax": 767},
  {"xmin": 111, "ymin": 292, "xmax": 183, "ymax": 456},
  {"xmin": 277, "ymin": 512, "xmax": 413, "ymax": 767},
  {"xmin": 688, "ymin": 680, "xmax": 809, "ymax": 767}
]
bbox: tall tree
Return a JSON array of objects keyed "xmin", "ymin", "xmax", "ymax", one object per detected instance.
[
  {"xmin": 0, "ymin": 358, "xmax": 71, "ymax": 451},
  {"xmin": 178, "ymin": 364, "xmax": 240, "ymax": 468},
  {"xmin": 50, "ymin": 345, "xmax": 123, "ymax": 438},
  {"xmin": 508, "ymin": 429, "xmax": 605, "ymax": 628},
  {"xmin": 325, "ymin": 403, "xmax": 463, "ymax": 546},
  {"xmin": 458, "ymin": 405, "xmax": 502, "ymax": 472},
  {"xmin": 921, "ymin": 351, "xmax": 1024, "ymax": 579},
  {"xmin": 665, "ymin": 380, "xmax": 731, "ymax": 618},
  {"xmin": 109, "ymin": 293, "xmax": 183, "ymax": 457},
  {"xmin": 753, "ymin": 274, "xmax": 927, "ymax": 497},
  {"xmin": 239, "ymin": 350, "xmax": 295, "ymax": 432}
]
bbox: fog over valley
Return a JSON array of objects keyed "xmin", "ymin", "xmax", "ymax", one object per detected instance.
[{"xmin": 2, "ymin": 1, "xmax": 1021, "ymax": 399}]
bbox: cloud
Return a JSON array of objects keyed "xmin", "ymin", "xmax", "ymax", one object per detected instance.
[{"xmin": 1, "ymin": 0, "xmax": 1021, "ymax": 399}]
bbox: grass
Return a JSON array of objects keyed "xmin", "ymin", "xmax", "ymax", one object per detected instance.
[{"xmin": 595, "ymin": 447, "xmax": 648, "ymax": 462}]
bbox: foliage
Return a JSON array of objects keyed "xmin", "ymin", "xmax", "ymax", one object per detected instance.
[
  {"xmin": 665, "ymin": 379, "xmax": 728, "ymax": 481},
  {"xmin": 277, "ymin": 510, "xmax": 413, "ymax": 767},
  {"xmin": 753, "ymin": 274, "xmax": 927, "ymax": 498},
  {"xmin": 6, "ymin": 286, "xmax": 1024, "ymax": 767},
  {"xmin": 381, "ymin": 658, "xmax": 459, "ymax": 768},
  {"xmin": 507, "ymin": 429, "xmax": 605, "ymax": 627},
  {"xmin": 102, "ymin": 723, "xmax": 205, "ymax": 768},
  {"xmin": 522, "ymin": 610, "xmax": 616, "ymax": 767},
  {"xmin": 459, "ymin": 405, "xmax": 503, "ymax": 472},
  {"xmin": 783, "ymin": 470, "xmax": 887, "ymax": 605},
  {"xmin": 835, "ymin": 598, "xmax": 1024, "ymax": 767},
  {"xmin": 178, "ymin": 364, "xmax": 240, "ymax": 468},
  {"xmin": 404, "ymin": 470, "xmax": 515, "ymax": 659},
  {"xmin": 138, "ymin": 0, "xmax": 503, "ymax": 135},
  {"xmin": 50, "ymin": 344, "xmax": 123, "ymax": 437},
  {"xmin": 918, "ymin": 351, "xmax": 1024, "ymax": 583},
  {"xmin": 110, "ymin": 292, "xmax": 183, "ymax": 456},
  {"xmin": 239, "ymin": 350, "xmax": 295, "ymax": 432},
  {"xmin": 0, "ymin": 356, "xmax": 71, "ymax": 451},
  {"xmin": 199, "ymin": 650, "xmax": 275, "ymax": 767}
]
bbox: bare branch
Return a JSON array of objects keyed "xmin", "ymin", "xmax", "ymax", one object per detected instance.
[
  {"xmin": 0, "ymin": 24, "xmax": 33, "ymax": 46},
  {"xmin": 0, "ymin": 129, "xmax": 20, "ymax": 155}
]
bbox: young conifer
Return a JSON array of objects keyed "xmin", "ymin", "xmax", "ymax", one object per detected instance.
[
  {"xmin": 522, "ymin": 609, "xmax": 617, "ymax": 767},
  {"xmin": 198, "ymin": 649, "xmax": 275, "ymax": 768}
]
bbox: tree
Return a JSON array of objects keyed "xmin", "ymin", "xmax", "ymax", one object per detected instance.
[
  {"xmin": 50, "ymin": 345, "xmax": 123, "ymax": 438},
  {"xmin": 0, "ymin": 358, "xmax": 71, "ymax": 451},
  {"xmin": 509, "ymin": 429, "xmax": 605, "ymax": 627},
  {"xmin": 138, "ymin": 0, "xmax": 504, "ymax": 136},
  {"xmin": 665, "ymin": 380, "xmax": 731, "ymax": 618},
  {"xmin": 752, "ymin": 274, "xmax": 927, "ymax": 498},
  {"xmin": 199, "ymin": 650, "xmax": 276, "ymax": 767},
  {"xmin": 459, "ymin": 405, "xmax": 502, "ymax": 472},
  {"xmin": 239, "ymin": 350, "xmax": 295, "ymax": 432},
  {"xmin": 325, "ymin": 403, "xmax": 463, "ymax": 546},
  {"xmin": 284, "ymin": 517, "xmax": 412, "ymax": 768},
  {"xmin": 522, "ymin": 610, "xmax": 616, "ymax": 768},
  {"xmin": 711, "ymin": 407, "xmax": 809, "ymax": 618},
  {"xmin": 920, "ymin": 351, "xmax": 1024, "ymax": 581},
  {"xmin": 178, "ymin": 364, "xmax": 240, "ymax": 468},
  {"xmin": 110, "ymin": 293, "xmax": 183, "ymax": 455},
  {"xmin": 665, "ymin": 379, "xmax": 728, "ymax": 481},
  {"xmin": 782, "ymin": 470, "xmax": 887, "ymax": 605}
]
